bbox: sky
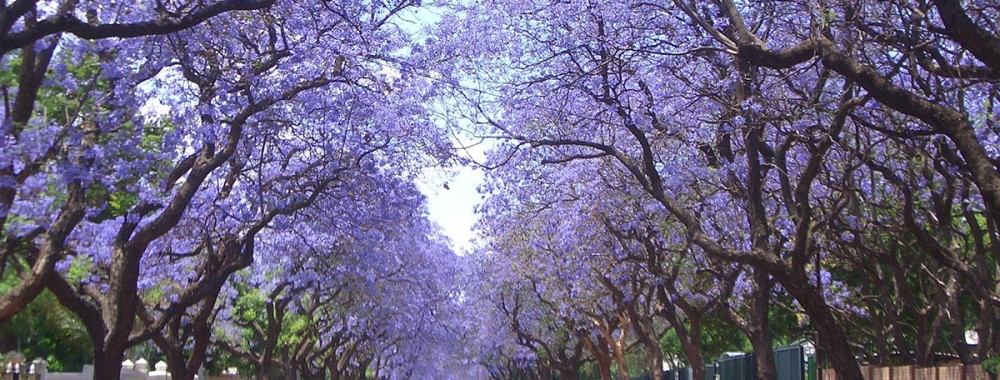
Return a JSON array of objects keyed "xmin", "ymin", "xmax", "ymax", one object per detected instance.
[
  {"xmin": 418, "ymin": 163, "xmax": 484, "ymax": 255},
  {"xmin": 399, "ymin": 4, "xmax": 489, "ymax": 256}
]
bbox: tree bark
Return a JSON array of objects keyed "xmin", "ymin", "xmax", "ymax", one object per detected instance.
[
  {"xmin": 539, "ymin": 362, "xmax": 553, "ymax": 380},
  {"xmin": 612, "ymin": 345, "xmax": 631, "ymax": 380},
  {"xmin": 779, "ymin": 271, "xmax": 864, "ymax": 380},
  {"xmin": 558, "ymin": 368, "xmax": 579, "ymax": 380},
  {"xmin": 595, "ymin": 353, "xmax": 613, "ymax": 380},
  {"xmin": 685, "ymin": 337, "xmax": 706, "ymax": 380},
  {"xmin": 163, "ymin": 353, "xmax": 194, "ymax": 380},
  {"xmin": 646, "ymin": 335, "xmax": 664, "ymax": 380},
  {"xmin": 91, "ymin": 347, "xmax": 126, "ymax": 380},
  {"xmin": 748, "ymin": 270, "xmax": 777, "ymax": 380}
]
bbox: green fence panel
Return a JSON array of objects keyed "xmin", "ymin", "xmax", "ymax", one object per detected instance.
[
  {"xmin": 677, "ymin": 367, "xmax": 690, "ymax": 380},
  {"xmin": 775, "ymin": 345, "xmax": 805, "ymax": 380},
  {"xmin": 807, "ymin": 355, "xmax": 816, "ymax": 380},
  {"xmin": 715, "ymin": 345, "xmax": 805, "ymax": 380},
  {"xmin": 718, "ymin": 353, "xmax": 755, "ymax": 380}
]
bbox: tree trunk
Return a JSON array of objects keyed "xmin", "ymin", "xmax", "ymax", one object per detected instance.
[
  {"xmin": 748, "ymin": 270, "xmax": 777, "ymax": 380},
  {"xmin": 93, "ymin": 246, "xmax": 142, "ymax": 380},
  {"xmin": 687, "ymin": 348, "xmax": 706, "ymax": 380},
  {"xmin": 163, "ymin": 350, "xmax": 194, "ymax": 380},
  {"xmin": 648, "ymin": 339, "xmax": 664, "ymax": 380},
  {"xmin": 259, "ymin": 361, "xmax": 272, "ymax": 380},
  {"xmin": 678, "ymin": 317, "xmax": 706, "ymax": 380},
  {"xmin": 558, "ymin": 368, "xmax": 579, "ymax": 380},
  {"xmin": 596, "ymin": 356, "xmax": 613, "ymax": 380},
  {"xmin": 539, "ymin": 362, "xmax": 553, "ymax": 380},
  {"xmin": 609, "ymin": 336, "xmax": 631, "ymax": 380},
  {"xmin": 152, "ymin": 323, "xmax": 212, "ymax": 380},
  {"xmin": 582, "ymin": 332, "xmax": 614, "ymax": 380},
  {"xmin": 92, "ymin": 348, "xmax": 126, "ymax": 380},
  {"xmin": 665, "ymin": 306, "xmax": 705, "ymax": 380},
  {"xmin": 780, "ymin": 272, "xmax": 864, "ymax": 380}
]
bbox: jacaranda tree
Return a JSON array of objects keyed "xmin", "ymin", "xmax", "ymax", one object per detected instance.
[{"xmin": 431, "ymin": 1, "xmax": 999, "ymax": 380}]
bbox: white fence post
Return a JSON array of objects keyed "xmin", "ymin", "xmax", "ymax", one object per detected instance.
[
  {"xmin": 148, "ymin": 361, "xmax": 170, "ymax": 380},
  {"xmin": 31, "ymin": 358, "xmax": 47, "ymax": 380},
  {"xmin": 39, "ymin": 356, "xmax": 209, "ymax": 380}
]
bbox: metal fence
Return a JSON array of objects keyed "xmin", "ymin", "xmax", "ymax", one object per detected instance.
[
  {"xmin": 677, "ymin": 367, "xmax": 690, "ymax": 380},
  {"xmin": 716, "ymin": 345, "xmax": 806, "ymax": 380},
  {"xmin": 718, "ymin": 353, "xmax": 757, "ymax": 380},
  {"xmin": 776, "ymin": 345, "xmax": 806, "ymax": 380},
  {"xmin": 631, "ymin": 345, "xmax": 807, "ymax": 380},
  {"xmin": 705, "ymin": 364, "xmax": 717, "ymax": 380}
]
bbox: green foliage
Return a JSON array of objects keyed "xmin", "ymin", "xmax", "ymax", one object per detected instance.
[
  {"xmin": 65, "ymin": 256, "xmax": 94, "ymax": 284},
  {"xmin": 231, "ymin": 281, "xmax": 266, "ymax": 323},
  {"xmin": 702, "ymin": 313, "xmax": 753, "ymax": 359},
  {"xmin": 0, "ymin": 56, "xmax": 22, "ymax": 87},
  {"xmin": 983, "ymin": 356, "xmax": 1000, "ymax": 377},
  {"xmin": 84, "ymin": 184, "xmax": 140, "ymax": 222},
  {"xmin": 213, "ymin": 278, "xmax": 320, "ymax": 378},
  {"xmin": 0, "ymin": 272, "xmax": 93, "ymax": 372}
]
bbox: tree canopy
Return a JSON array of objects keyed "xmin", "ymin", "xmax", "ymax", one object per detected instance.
[{"xmin": 1, "ymin": 0, "xmax": 999, "ymax": 379}]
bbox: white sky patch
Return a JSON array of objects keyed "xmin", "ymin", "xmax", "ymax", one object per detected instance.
[
  {"xmin": 399, "ymin": 4, "xmax": 493, "ymax": 256},
  {"xmin": 139, "ymin": 97, "xmax": 170, "ymax": 120},
  {"xmin": 379, "ymin": 65, "xmax": 403, "ymax": 83},
  {"xmin": 419, "ymin": 164, "xmax": 483, "ymax": 255},
  {"xmin": 419, "ymin": 121, "xmax": 491, "ymax": 255}
]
